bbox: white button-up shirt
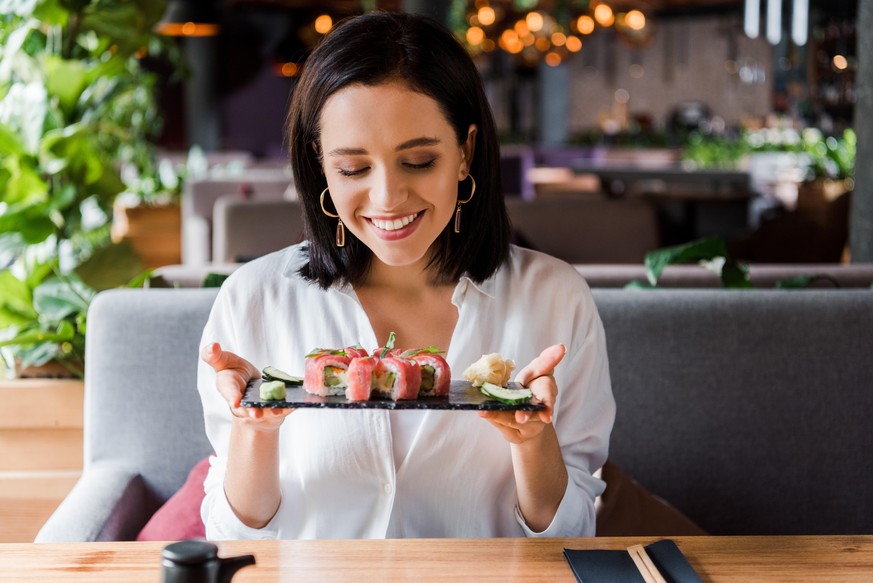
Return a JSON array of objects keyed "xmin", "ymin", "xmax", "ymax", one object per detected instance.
[{"xmin": 198, "ymin": 244, "xmax": 615, "ymax": 540}]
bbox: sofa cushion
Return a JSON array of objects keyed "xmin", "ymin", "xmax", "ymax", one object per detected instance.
[
  {"xmin": 596, "ymin": 461, "xmax": 707, "ymax": 537},
  {"xmin": 136, "ymin": 456, "xmax": 209, "ymax": 541}
]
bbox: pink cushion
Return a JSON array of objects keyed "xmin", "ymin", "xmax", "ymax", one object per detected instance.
[{"xmin": 136, "ymin": 456, "xmax": 210, "ymax": 541}]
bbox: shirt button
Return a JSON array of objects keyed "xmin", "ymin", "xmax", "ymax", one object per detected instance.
[{"xmin": 383, "ymin": 483, "xmax": 393, "ymax": 494}]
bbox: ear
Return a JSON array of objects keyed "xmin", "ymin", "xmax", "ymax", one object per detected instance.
[{"xmin": 459, "ymin": 124, "xmax": 478, "ymax": 179}]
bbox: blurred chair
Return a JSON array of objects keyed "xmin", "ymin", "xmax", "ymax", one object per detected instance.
[
  {"xmin": 212, "ymin": 197, "xmax": 305, "ymax": 264},
  {"xmin": 36, "ymin": 289, "xmax": 217, "ymax": 542},
  {"xmin": 182, "ymin": 170, "xmax": 293, "ymax": 265},
  {"xmin": 499, "ymin": 144, "xmax": 536, "ymax": 200},
  {"xmin": 506, "ymin": 196, "xmax": 659, "ymax": 263}
]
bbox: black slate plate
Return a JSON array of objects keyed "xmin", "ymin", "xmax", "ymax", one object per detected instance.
[{"xmin": 241, "ymin": 379, "xmax": 545, "ymax": 411}]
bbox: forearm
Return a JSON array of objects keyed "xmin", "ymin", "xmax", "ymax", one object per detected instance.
[
  {"xmin": 511, "ymin": 424, "xmax": 568, "ymax": 532},
  {"xmin": 224, "ymin": 420, "xmax": 282, "ymax": 529}
]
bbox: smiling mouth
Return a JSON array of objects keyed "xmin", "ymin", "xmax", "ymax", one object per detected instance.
[{"xmin": 368, "ymin": 212, "xmax": 420, "ymax": 231}]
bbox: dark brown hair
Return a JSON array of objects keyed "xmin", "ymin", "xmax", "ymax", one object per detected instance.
[{"xmin": 286, "ymin": 11, "xmax": 510, "ymax": 288}]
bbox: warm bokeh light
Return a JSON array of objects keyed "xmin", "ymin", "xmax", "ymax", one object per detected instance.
[
  {"xmin": 466, "ymin": 26, "xmax": 485, "ymax": 45},
  {"xmin": 535, "ymin": 36, "xmax": 551, "ymax": 52},
  {"xmin": 545, "ymin": 52, "xmax": 562, "ymax": 67},
  {"xmin": 499, "ymin": 29, "xmax": 523, "ymax": 54},
  {"xmin": 482, "ymin": 38, "xmax": 496, "ymax": 52},
  {"xmin": 566, "ymin": 35, "xmax": 582, "ymax": 52},
  {"xmin": 314, "ymin": 14, "xmax": 333, "ymax": 34},
  {"xmin": 832, "ymin": 54, "xmax": 848, "ymax": 70},
  {"xmin": 625, "ymin": 10, "xmax": 646, "ymax": 31},
  {"xmin": 594, "ymin": 4, "xmax": 615, "ymax": 27},
  {"xmin": 522, "ymin": 33, "xmax": 535, "ymax": 46},
  {"xmin": 551, "ymin": 32, "xmax": 567, "ymax": 46},
  {"xmin": 576, "ymin": 15, "xmax": 595, "ymax": 35},
  {"xmin": 478, "ymin": 6, "xmax": 496, "ymax": 26},
  {"xmin": 514, "ymin": 20, "xmax": 529, "ymax": 36},
  {"xmin": 525, "ymin": 11, "xmax": 544, "ymax": 32},
  {"xmin": 281, "ymin": 62, "xmax": 299, "ymax": 77},
  {"xmin": 155, "ymin": 21, "xmax": 220, "ymax": 36}
]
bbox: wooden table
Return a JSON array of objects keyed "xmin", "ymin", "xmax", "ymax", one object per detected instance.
[{"xmin": 1, "ymin": 536, "xmax": 872, "ymax": 582}]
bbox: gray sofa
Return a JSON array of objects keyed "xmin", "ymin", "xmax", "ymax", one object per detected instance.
[{"xmin": 36, "ymin": 288, "xmax": 873, "ymax": 541}]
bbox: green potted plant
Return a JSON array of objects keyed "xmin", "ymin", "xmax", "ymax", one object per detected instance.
[
  {"xmin": 0, "ymin": 0, "xmax": 172, "ymax": 378},
  {"xmin": 796, "ymin": 128, "xmax": 856, "ymax": 212}
]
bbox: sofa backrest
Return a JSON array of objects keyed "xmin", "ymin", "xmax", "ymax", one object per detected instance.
[
  {"xmin": 592, "ymin": 289, "xmax": 873, "ymax": 535},
  {"xmin": 85, "ymin": 287, "xmax": 873, "ymax": 534},
  {"xmin": 577, "ymin": 263, "xmax": 873, "ymax": 288},
  {"xmin": 85, "ymin": 289, "xmax": 219, "ymax": 502}
]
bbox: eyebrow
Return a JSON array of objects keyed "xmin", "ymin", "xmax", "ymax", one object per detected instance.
[{"xmin": 327, "ymin": 137, "xmax": 441, "ymax": 158}]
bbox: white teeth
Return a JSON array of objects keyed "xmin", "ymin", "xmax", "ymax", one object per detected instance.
[{"xmin": 371, "ymin": 213, "xmax": 418, "ymax": 231}]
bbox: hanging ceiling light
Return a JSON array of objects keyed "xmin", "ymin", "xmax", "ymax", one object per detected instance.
[
  {"xmin": 155, "ymin": 0, "xmax": 221, "ymax": 37},
  {"xmin": 744, "ymin": 0, "xmax": 808, "ymax": 45}
]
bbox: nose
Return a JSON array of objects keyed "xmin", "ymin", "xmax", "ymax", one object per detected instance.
[{"xmin": 369, "ymin": 166, "xmax": 408, "ymax": 211}]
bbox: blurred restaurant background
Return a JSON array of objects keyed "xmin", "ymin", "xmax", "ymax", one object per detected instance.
[{"xmin": 126, "ymin": 0, "xmax": 868, "ymax": 270}]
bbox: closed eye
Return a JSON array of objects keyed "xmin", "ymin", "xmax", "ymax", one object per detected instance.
[
  {"xmin": 405, "ymin": 159, "xmax": 436, "ymax": 171},
  {"xmin": 337, "ymin": 167, "xmax": 368, "ymax": 177}
]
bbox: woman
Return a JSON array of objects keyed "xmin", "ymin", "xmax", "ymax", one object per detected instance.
[{"xmin": 198, "ymin": 12, "xmax": 614, "ymax": 540}]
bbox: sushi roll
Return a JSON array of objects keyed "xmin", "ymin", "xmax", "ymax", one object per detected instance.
[
  {"xmin": 346, "ymin": 355, "xmax": 377, "ymax": 401},
  {"xmin": 372, "ymin": 356, "xmax": 421, "ymax": 401},
  {"xmin": 303, "ymin": 351, "xmax": 351, "ymax": 397},
  {"xmin": 345, "ymin": 345, "xmax": 370, "ymax": 359},
  {"xmin": 410, "ymin": 353, "xmax": 451, "ymax": 397}
]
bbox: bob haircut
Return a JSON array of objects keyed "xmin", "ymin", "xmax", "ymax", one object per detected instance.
[{"xmin": 286, "ymin": 11, "xmax": 511, "ymax": 289}]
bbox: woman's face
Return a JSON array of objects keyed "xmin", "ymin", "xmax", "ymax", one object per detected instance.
[{"xmin": 318, "ymin": 80, "xmax": 476, "ymax": 270}]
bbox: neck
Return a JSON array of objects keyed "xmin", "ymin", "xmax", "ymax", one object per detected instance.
[{"xmin": 361, "ymin": 256, "xmax": 447, "ymax": 294}]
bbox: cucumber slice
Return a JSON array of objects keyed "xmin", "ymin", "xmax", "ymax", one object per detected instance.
[
  {"xmin": 260, "ymin": 380, "xmax": 287, "ymax": 401},
  {"xmin": 262, "ymin": 366, "xmax": 303, "ymax": 385},
  {"xmin": 479, "ymin": 381, "xmax": 533, "ymax": 405}
]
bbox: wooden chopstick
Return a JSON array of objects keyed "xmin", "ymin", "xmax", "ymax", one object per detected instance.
[{"xmin": 627, "ymin": 544, "xmax": 668, "ymax": 583}]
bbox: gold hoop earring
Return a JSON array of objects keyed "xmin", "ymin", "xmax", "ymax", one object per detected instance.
[
  {"xmin": 454, "ymin": 174, "xmax": 476, "ymax": 233},
  {"xmin": 320, "ymin": 187, "xmax": 345, "ymax": 247}
]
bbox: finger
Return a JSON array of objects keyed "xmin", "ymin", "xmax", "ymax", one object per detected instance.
[
  {"xmin": 201, "ymin": 342, "xmax": 258, "ymax": 378},
  {"xmin": 217, "ymin": 374, "xmax": 246, "ymax": 408},
  {"xmin": 515, "ymin": 344, "xmax": 566, "ymax": 386}
]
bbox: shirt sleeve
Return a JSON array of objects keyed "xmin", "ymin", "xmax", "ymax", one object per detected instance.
[
  {"xmin": 197, "ymin": 280, "xmax": 280, "ymax": 540},
  {"xmin": 517, "ymin": 280, "xmax": 615, "ymax": 538}
]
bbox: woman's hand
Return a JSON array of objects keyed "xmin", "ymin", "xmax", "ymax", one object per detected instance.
[
  {"xmin": 478, "ymin": 344, "xmax": 565, "ymax": 445},
  {"xmin": 201, "ymin": 342, "xmax": 293, "ymax": 430}
]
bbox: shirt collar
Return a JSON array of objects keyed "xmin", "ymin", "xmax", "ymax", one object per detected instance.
[{"xmin": 281, "ymin": 243, "xmax": 498, "ymax": 300}]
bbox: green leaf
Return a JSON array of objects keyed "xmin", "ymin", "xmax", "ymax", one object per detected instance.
[
  {"xmin": 43, "ymin": 56, "xmax": 90, "ymax": 115},
  {"xmin": 74, "ymin": 240, "xmax": 144, "ymax": 291},
  {"xmin": 775, "ymin": 275, "xmax": 840, "ymax": 289},
  {"xmin": 32, "ymin": 0, "xmax": 70, "ymax": 26},
  {"xmin": 39, "ymin": 123, "xmax": 104, "ymax": 184},
  {"xmin": 24, "ymin": 259, "xmax": 55, "ymax": 289},
  {"xmin": 32, "ymin": 277, "xmax": 93, "ymax": 322},
  {"xmin": 644, "ymin": 237, "xmax": 729, "ymax": 285},
  {"xmin": 2, "ymin": 160, "xmax": 50, "ymax": 205},
  {"xmin": 0, "ymin": 122, "xmax": 26, "ymax": 157},
  {"xmin": 720, "ymin": 261, "xmax": 754, "ymax": 289},
  {"xmin": 380, "ymin": 331, "xmax": 396, "ymax": 359},
  {"xmin": 202, "ymin": 272, "xmax": 229, "ymax": 288},
  {"xmin": 0, "ymin": 205, "xmax": 56, "ymax": 244},
  {"xmin": 0, "ymin": 270, "xmax": 36, "ymax": 320},
  {"xmin": 624, "ymin": 280, "xmax": 656, "ymax": 290},
  {"xmin": 14, "ymin": 341, "xmax": 60, "ymax": 369},
  {"xmin": 0, "ymin": 327, "xmax": 73, "ymax": 349},
  {"xmin": 126, "ymin": 269, "xmax": 154, "ymax": 289}
]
